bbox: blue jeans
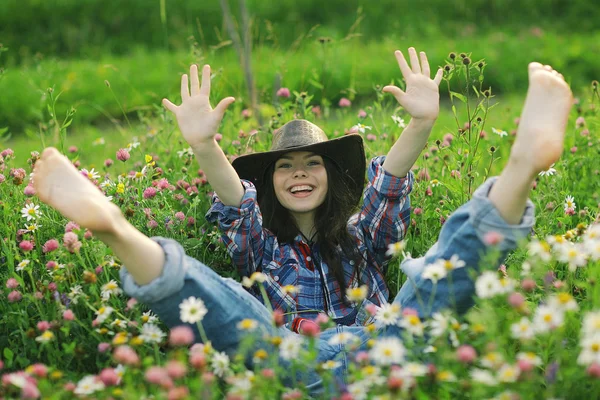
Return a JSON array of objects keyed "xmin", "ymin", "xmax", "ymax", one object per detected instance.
[{"xmin": 120, "ymin": 178, "xmax": 534, "ymax": 396}]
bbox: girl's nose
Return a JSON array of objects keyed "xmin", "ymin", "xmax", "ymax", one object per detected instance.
[{"xmin": 293, "ymin": 168, "xmax": 308, "ymax": 178}]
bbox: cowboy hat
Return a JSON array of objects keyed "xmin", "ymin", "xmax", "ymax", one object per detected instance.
[{"xmin": 231, "ymin": 119, "xmax": 366, "ymax": 204}]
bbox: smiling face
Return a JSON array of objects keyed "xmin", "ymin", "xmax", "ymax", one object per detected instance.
[{"xmin": 272, "ymin": 151, "xmax": 328, "ymax": 220}]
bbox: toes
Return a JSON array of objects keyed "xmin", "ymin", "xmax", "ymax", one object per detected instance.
[
  {"xmin": 543, "ymin": 65, "xmax": 553, "ymax": 71},
  {"xmin": 528, "ymin": 62, "xmax": 544, "ymax": 73}
]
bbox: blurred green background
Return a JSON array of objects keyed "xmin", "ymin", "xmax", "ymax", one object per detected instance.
[{"xmin": 0, "ymin": 0, "xmax": 598, "ymax": 137}]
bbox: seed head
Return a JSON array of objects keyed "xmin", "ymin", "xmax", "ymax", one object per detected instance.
[
  {"xmin": 483, "ymin": 89, "xmax": 491, "ymax": 97},
  {"xmin": 462, "ymin": 57, "xmax": 471, "ymax": 65},
  {"xmin": 459, "ymin": 53, "xmax": 467, "ymax": 59},
  {"xmin": 444, "ymin": 65, "xmax": 452, "ymax": 72},
  {"xmin": 435, "ymin": 139, "xmax": 441, "ymax": 146},
  {"xmin": 477, "ymin": 62, "xmax": 484, "ymax": 69},
  {"xmin": 489, "ymin": 146, "xmax": 496, "ymax": 153},
  {"xmin": 449, "ymin": 52, "xmax": 457, "ymax": 60},
  {"xmin": 593, "ymin": 80, "xmax": 599, "ymax": 89},
  {"xmin": 476, "ymin": 117, "xmax": 483, "ymax": 123}
]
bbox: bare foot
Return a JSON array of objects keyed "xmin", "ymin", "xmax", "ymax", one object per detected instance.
[
  {"xmin": 33, "ymin": 147, "xmax": 123, "ymax": 234},
  {"xmin": 510, "ymin": 62, "xmax": 573, "ymax": 174}
]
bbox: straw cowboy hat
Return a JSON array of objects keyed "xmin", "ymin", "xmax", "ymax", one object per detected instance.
[{"xmin": 232, "ymin": 119, "xmax": 366, "ymax": 204}]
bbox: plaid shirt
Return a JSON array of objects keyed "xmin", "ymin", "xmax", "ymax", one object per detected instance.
[{"xmin": 206, "ymin": 156, "xmax": 413, "ymax": 330}]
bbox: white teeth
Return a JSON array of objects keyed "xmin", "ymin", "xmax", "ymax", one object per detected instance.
[{"xmin": 290, "ymin": 185, "xmax": 313, "ymax": 193}]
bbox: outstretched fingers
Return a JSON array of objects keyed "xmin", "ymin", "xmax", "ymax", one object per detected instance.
[
  {"xmin": 180, "ymin": 73, "xmax": 190, "ymax": 100},
  {"xmin": 433, "ymin": 68, "xmax": 443, "ymax": 86},
  {"xmin": 394, "ymin": 50, "xmax": 412, "ymax": 78},
  {"xmin": 382, "ymin": 85, "xmax": 405, "ymax": 103},
  {"xmin": 162, "ymin": 98, "xmax": 178, "ymax": 113},
  {"xmin": 190, "ymin": 64, "xmax": 200, "ymax": 96},
  {"xmin": 408, "ymin": 47, "xmax": 421, "ymax": 74},
  {"xmin": 200, "ymin": 65, "xmax": 211, "ymax": 96},
  {"xmin": 214, "ymin": 96, "xmax": 236, "ymax": 115},
  {"xmin": 419, "ymin": 51, "xmax": 430, "ymax": 77}
]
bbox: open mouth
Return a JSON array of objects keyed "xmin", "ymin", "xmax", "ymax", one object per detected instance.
[{"xmin": 289, "ymin": 185, "xmax": 314, "ymax": 197}]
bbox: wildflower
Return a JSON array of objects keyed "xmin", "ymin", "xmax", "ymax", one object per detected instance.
[
  {"xmin": 547, "ymin": 292, "xmax": 579, "ymax": 312},
  {"xmin": 527, "ymin": 239, "xmax": 552, "ymax": 262},
  {"xmin": 23, "ymin": 221, "xmax": 41, "ymax": 232},
  {"xmin": 346, "ymin": 285, "xmax": 368, "ymax": 302},
  {"xmin": 141, "ymin": 311, "xmax": 158, "ymax": 324},
  {"xmin": 7, "ymin": 290, "xmax": 22, "ymax": 302},
  {"xmin": 556, "ymin": 243, "xmax": 587, "ymax": 272},
  {"xmin": 63, "ymin": 232, "xmax": 82, "ymax": 253},
  {"xmin": 279, "ymin": 336, "xmax": 303, "ymax": 360},
  {"xmin": 578, "ymin": 333, "xmax": 600, "ymax": 365},
  {"xmin": 492, "ymin": 127, "xmax": 508, "ymax": 137},
  {"xmin": 73, "ymin": 375, "xmax": 105, "ymax": 396},
  {"xmin": 564, "ymin": 195, "xmax": 576, "ymax": 211},
  {"xmin": 276, "ymin": 87, "xmax": 291, "ymax": 98},
  {"xmin": 475, "ymin": 271, "xmax": 502, "ymax": 298},
  {"xmin": 96, "ymin": 306, "xmax": 115, "ymax": 324},
  {"xmin": 169, "ymin": 326, "xmax": 195, "ymax": 346},
  {"xmin": 538, "ymin": 163, "xmax": 557, "ymax": 177},
  {"xmin": 237, "ymin": 319, "xmax": 258, "ymax": 331},
  {"xmin": 63, "ymin": 309, "xmax": 75, "ymax": 321},
  {"xmin": 439, "ymin": 255, "xmax": 466, "ymax": 271},
  {"xmin": 430, "ymin": 179, "xmax": 441, "ymax": 187},
  {"xmin": 339, "ymin": 98, "xmax": 351, "ymax": 107},
  {"xmin": 366, "ymin": 133, "xmax": 377, "ymax": 141},
  {"xmin": 133, "ymin": 166, "xmax": 148, "ymax": 180},
  {"xmin": 369, "ymin": 337, "xmax": 406, "ymax": 366},
  {"xmin": 375, "ymin": 303, "xmax": 402, "ymax": 326},
  {"xmin": 179, "ymin": 296, "xmax": 208, "ymax": 324},
  {"xmin": 422, "ymin": 262, "xmax": 447, "ymax": 283},
  {"xmin": 470, "ymin": 368, "xmax": 498, "ymax": 386},
  {"xmin": 328, "ymin": 332, "xmax": 359, "ymax": 346},
  {"xmin": 399, "ymin": 314, "xmax": 424, "ymax": 336},
  {"xmin": 35, "ymin": 331, "xmax": 55, "ymax": 343},
  {"xmin": 321, "ymin": 360, "xmax": 341, "ymax": 370},
  {"xmin": 6, "ymin": 278, "xmax": 19, "ymax": 289},
  {"xmin": 42, "ymin": 239, "xmax": 59, "ymax": 253},
  {"xmin": 16, "ymin": 259, "xmax": 30, "ymax": 271},
  {"xmin": 352, "ymin": 123, "xmax": 372, "ymax": 134},
  {"xmin": 437, "ymin": 370, "xmax": 457, "ymax": 382},
  {"xmin": 19, "ymin": 240, "xmax": 34, "ymax": 252},
  {"xmin": 385, "ymin": 240, "xmax": 407, "ymax": 257},
  {"xmin": 101, "ymin": 280, "xmax": 123, "ymax": 300},
  {"xmin": 391, "ymin": 115, "xmax": 406, "ymax": 128},
  {"xmin": 143, "ymin": 187, "xmax": 157, "ymax": 199},
  {"xmin": 582, "ymin": 311, "xmax": 600, "ymax": 337},
  {"xmin": 140, "ymin": 323, "xmax": 166, "ymax": 343},
  {"xmin": 210, "ymin": 351, "xmax": 231, "ymax": 377},
  {"xmin": 21, "ymin": 203, "xmax": 42, "ymax": 221},
  {"xmin": 497, "ymin": 364, "xmax": 520, "ymax": 383},
  {"xmin": 456, "ymin": 345, "xmax": 477, "ymax": 363},
  {"xmin": 532, "ymin": 305, "xmax": 564, "ymax": 333},
  {"xmin": 116, "ymin": 183, "xmax": 125, "ymax": 194},
  {"xmin": 81, "ymin": 168, "xmax": 100, "ymax": 181},
  {"xmin": 517, "ymin": 352, "xmax": 542, "ymax": 366}
]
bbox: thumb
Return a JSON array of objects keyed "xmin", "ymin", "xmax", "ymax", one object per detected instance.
[
  {"xmin": 162, "ymin": 98, "xmax": 178, "ymax": 113},
  {"xmin": 383, "ymin": 85, "xmax": 405, "ymax": 102},
  {"xmin": 214, "ymin": 97, "xmax": 236, "ymax": 116}
]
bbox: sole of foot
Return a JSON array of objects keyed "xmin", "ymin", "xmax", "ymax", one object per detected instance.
[
  {"xmin": 510, "ymin": 62, "xmax": 573, "ymax": 174},
  {"xmin": 33, "ymin": 147, "xmax": 122, "ymax": 234}
]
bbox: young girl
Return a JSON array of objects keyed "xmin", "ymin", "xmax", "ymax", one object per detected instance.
[{"xmin": 32, "ymin": 48, "xmax": 572, "ymax": 394}]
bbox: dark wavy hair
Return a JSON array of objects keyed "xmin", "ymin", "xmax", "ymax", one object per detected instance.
[{"xmin": 258, "ymin": 156, "xmax": 366, "ymax": 307}]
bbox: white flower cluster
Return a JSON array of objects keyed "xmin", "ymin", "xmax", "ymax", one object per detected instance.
[
  {"xmin": 578, "ymin": 311, "xmax": 600, "ymax": 366},
  {"xmin": 528, "ymin": 224, "xmax": 600, "ymax": 272}
]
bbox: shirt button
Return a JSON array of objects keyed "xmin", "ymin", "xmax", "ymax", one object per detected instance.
[
  {"xmin": 274, "ymin": 276, "xmax": 279, "ymax": 281},
  {"xmin": 306, "ymin": 256, "xmax": 312, "ymax": 262}
]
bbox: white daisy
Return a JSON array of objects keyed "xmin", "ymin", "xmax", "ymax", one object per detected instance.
[
  {"xmin": 399, "ymin": 314, "xmax": 424, "ymax": 336},
  {"xmin": 140, "ymin": 323, "xmax": 166, "ymax": 343},
  {"xmin": 532, "ymin": 305, "xmax": 564, "ymax": 333},
  {"xmin": 582, "ymin": 311, "xmax": 600, "ymax": 338},
  {"xmin": 527, "ymin": 239, "xmax": 552, "ymax": 262},
  {"xmin": 141, "ymin": 311, "xmax": 158, "ymax": 324},
  {"xmin": 385, "ymin": 240, "xmax": 407, "ymax": 257},
  {"xmin": 210, "ymin": 351, "xmax": 231, "ymax": 377},
  {"xmin": 497, "ymin": 364, "xmax": 520, "ymax": 383},
  {"xmin": 328, "ymin": 332, "xmax": 359, "ymax": 346},
  {"xmin": 352, "ymin": 124, "xmax": 372, "ymax": 134},
  {"xmin": 578, "ymin": 333, "xmax": 600, "ymax": 365},
  {"xmin": 392, "ymin": 115, "xmax": 406, "ymax": 128},
  {"xmin": 177, "ymin": 147, "xmax": 194, "ymax": 158},
  {"xmin": 517, "ymin": 352, "xmax": 542, "ymax": 366},
  {"xmin": 475, "ymin": 271, "xmax": 502, "ymax": 298},
  {"xmin": 21, "ymin": 203, "xmax": 42, "ymax": 221},
  {"xmin": 510, "ymin": 317, "xmax": 535, "ymax": 341},
  {"xmin": 23, "ymin": 222, "xmax": 41, "ymax": 232},
  {"xmin": 95, "ymin": 306, "xmax": 114, "ymax": 324},
  {"xmin": 547, "ymin": 292, "xmax": 579, "ymax": 312},
  {"xmin": 279, "ymin": 336, "xmax": 303, "ymax": 360},
  {"xmin": 81, "ymin": 168, "xmax": 100, "ymax": 181},
  {"xmin": 16, "ymin": 259, "xmax": 30, "ymax": 272},
  {"xmin": 538, "ymin": 164, "xmax": 557, "ymax": 177},
  {"xmin": 556, "ymin": 243, "xmax": 588, "ymax": 272},
  {"xmin": 438, "ymin": 255, "xmax": 466, "ymax": 271},
  {"xmin": 179, "ymin": 296, "xmax": 208, "ymax": 324},
  {"xmin": 374, "ymin": 303, "xmax": 402, "ymax": 326},
  {"xmin": 564, "ymin": 195, "xmax": 576, "ymax": 211},
  {"xmin": 421, "ymin": 262, "xmax": 447, "ymax": 283},
  {"xmin": 74, "ymin": 375, "xmax": 105, "ymax": 396},
  {"xmin": 428, "ymin": 312, "xmax": 450, "ymax": 338},
  {"xmin": 492, "ymin": 127, "xmax": 508, "ymax": 137},
  {"xmin": 469, "ymin": 368, "xmax": 498, "ymax": 386},
  {"xmin": 368, "ymin": 337, "xmax": 405, "ymax": 366},
  {"xmin": 101, "ymin": 279, "xmax": 123, "ymax": 301}
]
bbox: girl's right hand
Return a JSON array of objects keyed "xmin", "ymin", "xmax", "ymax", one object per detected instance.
[{"xmin": 162, "ymin": 64, "xmax": 235, "ymax": 148}]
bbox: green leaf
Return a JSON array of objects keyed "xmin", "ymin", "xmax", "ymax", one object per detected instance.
[
  {"xmin": 308, "ymin": 79, "xmax": 324, "ymax": 89},
  {"xmin": 450, "ymin": 91, "xmax": 467, "ymax": 103},
  {"xmin": 3, "ymin": 347, "xmax": 14, "ymax": 362}
]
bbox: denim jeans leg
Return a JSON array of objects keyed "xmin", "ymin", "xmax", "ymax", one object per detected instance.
[
  {"xmin": 389, "ymin": 177, "xmax": 535, "ymax": 322},
  {"xmin": 119, "ymin": 237, "xmax": 345, "ymax": 395}
]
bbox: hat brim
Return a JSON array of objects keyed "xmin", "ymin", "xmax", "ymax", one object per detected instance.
[{"xmin": 232, "ymin": 134, "xmax": 366, "ymax": 205}]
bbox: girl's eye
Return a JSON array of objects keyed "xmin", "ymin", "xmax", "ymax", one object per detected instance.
[
  {"xmin": 277, "ymin": 163, "xmax": 291, "ymax": 169},
  {"xmin": 308, "ymin": 160, "xmax": 321, "ymax": 166}
]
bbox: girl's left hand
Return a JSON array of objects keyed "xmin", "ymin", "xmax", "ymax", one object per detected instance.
[{"xmin": 383, "ymin": 47, "xmax": 443, "ymax": 121}]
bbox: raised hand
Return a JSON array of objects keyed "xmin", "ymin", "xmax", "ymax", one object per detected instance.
[
  {"xmin": 383, "ymin": 48, "xmax": 443, "ymax": 121},
  {"xmin": 162, "ymin": 64, "xmax": 235, "ymax": 148}
]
